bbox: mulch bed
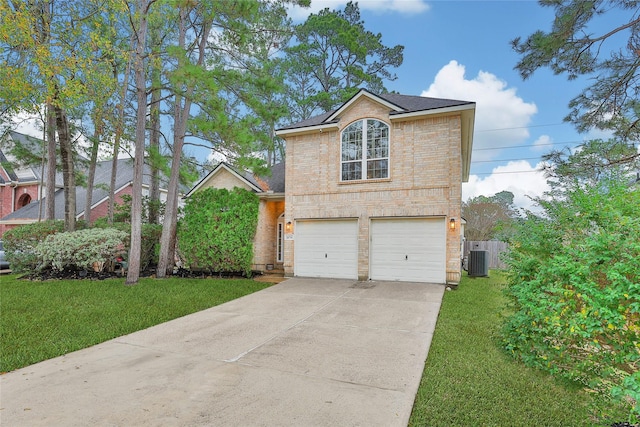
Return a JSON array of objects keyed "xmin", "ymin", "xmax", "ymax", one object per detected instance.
[{"xmin": 20, "ymin": 266, "xmax": 256, "ymax": 281}]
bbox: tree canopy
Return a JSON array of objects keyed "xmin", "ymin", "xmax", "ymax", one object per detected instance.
[
  {"xmin": 282, "ymin": 1, "xmax": 403, "ymax": 121},
  {"xmin": 462, "ymin": 191, "xmax": 519, "ymax": 241},
  {"xmin": 512, "ymin": 0, "xmax": 640, "ymax": 175},
  {"xmin": 512, "ymin": 0, "xmax": 639, "ymax": 142}
]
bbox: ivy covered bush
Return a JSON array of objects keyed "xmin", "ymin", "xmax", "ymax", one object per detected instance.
[
  {"xmin": 2, "ymin": 220, "xmax": 65, "ymax": 273},
  {"xmin": 35, "ymin": 228, "xmax": 128, "ymax": 272},
  {"xmin": 177, "ymin": 187, "xmax": 259, "ymax": 276},
  {"xmin": 503, "ymin": 178, "xmax": 639, "ymax": 420}
]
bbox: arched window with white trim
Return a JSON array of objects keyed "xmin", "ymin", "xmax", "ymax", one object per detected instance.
[{"xmin": 340, "ymin": 119, "xmax": 389, "ymax": 181}]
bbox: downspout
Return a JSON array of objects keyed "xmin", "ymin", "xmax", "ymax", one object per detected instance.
[{"xmin": 10, "ymin": 181, "xmax": 18, "ymax": 213}]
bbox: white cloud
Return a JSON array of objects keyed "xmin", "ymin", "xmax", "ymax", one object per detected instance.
[
  {"xmin": 288, "ymin": 0, "xmax": 429, "ymax": 21},
  {"xmin": 531, "ymin": 134, "xmax": 553, "ymax": 151},
  {"xmin": 463, "ymin": 161, "xmax": 550, "ymax": 211},
  {"xmin": 421, "ymin": 60, "xmax": 537, "ymax": 161}
]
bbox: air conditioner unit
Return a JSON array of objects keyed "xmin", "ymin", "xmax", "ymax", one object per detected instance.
[{"xmin": 468, "ymin": 250, "xmax": 489, "ymax": 277}]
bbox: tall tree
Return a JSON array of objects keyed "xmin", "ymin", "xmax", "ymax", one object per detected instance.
[
  {"xmin": 125, "ymin": 0, "xmax": 151, "ymax": 285},
  {"xmin": 462, "ymin": 191, "xmax": 519, "ymax": 241},
  {"xmin": 542, "ymin": 138, "xmax": 640, "ymax": 187},
  {"xmin": 1, "ymin": 0, "xmax": 120, "ymax": 231},
  {"xmin": 284, "ymin": 1, "xmax": 403, "ymax": 120},
  {"xmin": 512, "ymin": 1, "xmax": 640, "ymax": 161},
  {"xmin": 156, "ymin": 0, "xmax": 305, "ymax": 276}
]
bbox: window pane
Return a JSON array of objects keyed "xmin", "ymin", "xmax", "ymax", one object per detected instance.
[
  {"xmin": 342, "ymin": 121, "xmax": 363, "ymax": 161},
  {"xmin": 366, "ymin": 120, "xmax": 389, "ymax": 159},
  {"xmin": 367, "ymin": 159, "xmax": 388, "ymax": 179},
  {"xmin": 342, "ymin": 161, "xmax": 362, "ymax": 181}
]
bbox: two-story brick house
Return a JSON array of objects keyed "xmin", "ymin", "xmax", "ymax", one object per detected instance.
[
  {"xmin": 188, "ymin": 89, "xmax": 475, "ymax": 285},
  {"xmin": 276, "ymin": 89, "xmax": 475, "ymax": 285}
]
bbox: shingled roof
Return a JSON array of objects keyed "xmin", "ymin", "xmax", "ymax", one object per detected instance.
[{"xmin": 276, "ymin": 88, "xmax": 475, "ymax": 132}]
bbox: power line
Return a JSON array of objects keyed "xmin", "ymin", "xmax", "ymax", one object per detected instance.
[
  {"xmin": 472, "ymin": 156, "xmax": 543, "ymax": 164},
  {"xmin": 472, "ymin": 169, "xmax": 544, "ymax": 176},
  {"xmin": 474, "ymin": 139, "xmax": 583, "ymax": 151},
  {"xmin": 475, "ymin": 123, "xmax": 567, "ymax": 133}
]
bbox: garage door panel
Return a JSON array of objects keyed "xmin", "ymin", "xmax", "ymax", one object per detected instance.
[
  {"xmin": 370, "ymin": 218, "xmax": 446, "ymax": 283},
  {"xmin": 295, "ymin": 220, "xmax": 358, "ymax": 279}
]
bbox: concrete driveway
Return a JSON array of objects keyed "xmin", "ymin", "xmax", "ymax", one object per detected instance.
[{"xmin": 0, "ymin": 278, "xmax": 444, "ymax": 426}]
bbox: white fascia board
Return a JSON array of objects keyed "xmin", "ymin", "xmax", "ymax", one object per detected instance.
[
  {"xmin": 326, "ymin": 91, "xmax": 403, "ymax": 122},
  {"xmin": 461, "ymin": 109, "xmax": 475, "ymax": 182},
  {"xmin": 0, "ymin": 219, "xmax": 36, "ymax": 225},
  {"xmin": 258, "ymin": 192, "xmax": 285, "ymax": 201},
  {"xmin": 275, "ymin": 122, "xmax": 339, "ymax": 137},
  {"xmin": 184, "ymin": 163, "xmax": 262, "ymax": 198},
  {"xmin": 388, "ymin": 103, "xmax": 476, "ymax": 122}
]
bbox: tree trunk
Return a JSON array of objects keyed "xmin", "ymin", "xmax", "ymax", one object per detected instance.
[
  {"xmin": 148, "ymin": 61, "xmax": 161, "ymax": 225},
  {"xmin": 84, "ymin": 116, "xmax": 103, "ymax": 224},
  {"xmin": 157, "ymin": 8, "xmax": 211, "ymax": 278},
  {"xmin": 55, "ymin": 105, "xmax": 75, "ymax": 232},
  {"xmin": 125, "ymin": 0, "xmax": 150, "ymax": 285},
  {"xmin": 45, "ymin": 102, "xmax": 56, "ymax": 220},
  {"xmin": 108, "ymin": 33, "xmax": 135, "ymax": 224}
]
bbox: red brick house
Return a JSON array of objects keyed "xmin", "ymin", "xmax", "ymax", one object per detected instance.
[{"xmin": 0, "ymin": 131, "xmax": 167, "ymax": 236}]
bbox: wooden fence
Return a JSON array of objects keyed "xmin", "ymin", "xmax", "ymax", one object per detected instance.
[{"xmin": 463, "ymin": 241, "xmax": 509, "ymax": 269}]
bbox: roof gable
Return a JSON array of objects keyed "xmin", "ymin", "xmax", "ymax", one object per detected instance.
[
  {"xmin": 184, "ymin": 162, "xmax": 263, "ymax": 198},
  {"xmin": 276, "ymin": 88, "xmax": 475, "ymax": 134}
]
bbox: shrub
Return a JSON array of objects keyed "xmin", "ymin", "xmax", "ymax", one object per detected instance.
[
  {"xmin": 177, "ymin": 187, "xmax": 259, "ymax": 276},
  {"xmin": 36, "ymin": 228, "xmax": 128, "ymax": 272},
  {"xmin": 92, "ymin": 221, "xmax": 161, "ymax": 271},
  {"xmin": 140, "ymin": 223, "xmax": 162, "ymax": 271},
  {"xmin": 503, "ymin": 178, "xmax": 639, "ymax": 421},
  {"xmin": 2, "ymin": 220, "xmax": 65, "ymax": 273}
]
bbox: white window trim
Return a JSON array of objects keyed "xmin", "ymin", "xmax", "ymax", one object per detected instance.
[{"xmin": 340, "ymin": 118, "xmax": 390, "ymax": 182}]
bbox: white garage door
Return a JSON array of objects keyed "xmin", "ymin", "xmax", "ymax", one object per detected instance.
[
  {"xmin": 294, "ymin": 219, "xmax": 358, "ymax": 279},
  {"xmin": 370, "ymin": 218, "xmax": 446, "ymax": 283}
]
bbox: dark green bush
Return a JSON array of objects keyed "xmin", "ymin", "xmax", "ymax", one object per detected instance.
[
  {"xmin": 503, "ymin": 178, "xmax": 639, "ymax": 421},
  {"xmin": 177, "ymin": 187, "xmax": 259, "ymax": 276},
  {"xmin": 3, "ymin": 220, "xmax": 65, "ymax": 273},
  {"xmin": 140, "ymin": 223, "xmax": 162, "ymax": 271}
]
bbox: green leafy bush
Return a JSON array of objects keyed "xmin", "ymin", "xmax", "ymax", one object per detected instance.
[
  {"xmin": 177, "ymin": 187, "xmax": 259, "ymax": 276},
  {"xmin": 140, "ymin": 223, "xmax": 162, "ymax": 271},
  {"xmin": 36, "ymin": 228, "xmax": 128, "ymax": 272},
  {"xmin": 503, "ymin": 178, "xmax": 639, "ymax": 420},
  {"xmin": 2, "ymin": 220, "xmax": 65, "ymax": 273}
]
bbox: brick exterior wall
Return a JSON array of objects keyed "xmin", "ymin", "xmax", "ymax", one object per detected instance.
[
  {"xmin": 200, "ymin": 169, "xmax": 254, "ymax": 192},
  {"xmin": 0, "ymin": 182, "xmax": 41, "ymax": 236},
  {"xmin": 87, "ymin": 185, "xmax": 134, "ymax": 223},
  {"xmin": 283, "ymin": 97, "xmax": 464, "ymax": 284},
  {"xmin": 252, "ymin": 199, "xmax": 285, "ymax": 271}
]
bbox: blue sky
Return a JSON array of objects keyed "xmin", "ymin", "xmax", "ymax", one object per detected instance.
[
  {"xmin": 10, "ymin": 0, "xmax": 622, "ymax": 210},
  {"xmin": 289, "ymin": 0, "xmax": 622, "ymax": 209}
]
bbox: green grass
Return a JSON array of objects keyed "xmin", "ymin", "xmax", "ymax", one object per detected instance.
[
  {"xmin": 0, "ymin": 274, "xmax": 272, "ymax": 373},
  {"xmin": 409, "ymin": 271, "xmax": 627, "ymax": 427}
]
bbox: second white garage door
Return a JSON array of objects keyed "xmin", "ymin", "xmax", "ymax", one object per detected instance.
[
  {"xmin": 294, "ymin": 219, "xmax": 358, "ymax": 279},
  {"xmin": 370, "ymin": 218, "xmax": 446, "ymax": 283}
]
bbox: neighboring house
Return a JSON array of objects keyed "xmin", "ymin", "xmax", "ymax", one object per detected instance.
[
  {"xmin": 189, "ymin": 88, "xmax": 475, "ymax": 285},
  {"xmin": 0, "ymin": 131, "xmax": 60, "ymax": 236},
  {"xmin": 0, "ymin": 131, "xmax": 168, "ymax": 235}
]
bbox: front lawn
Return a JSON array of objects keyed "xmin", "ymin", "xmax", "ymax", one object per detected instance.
[
  {"xmin": 409, "ymin": 272, "xmax": 628, "ymax": 426},
  {"xmin": 0, "ymin": 274, "xmax": 272, "ymax": 373}
]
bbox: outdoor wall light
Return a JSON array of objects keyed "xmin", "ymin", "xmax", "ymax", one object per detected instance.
[
  {"xmin": 285, "ymin": 221, "xmax": 293, "ymax": 233},
  {"xmin": 449, "ymin": 218, "xmax": 456, "ymax": 231}
]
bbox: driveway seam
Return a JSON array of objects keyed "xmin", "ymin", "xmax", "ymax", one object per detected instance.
[{"xmin": 223, "ymin": 288, "xmax": 353, "ymax": 363}]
